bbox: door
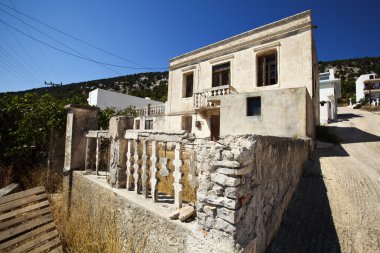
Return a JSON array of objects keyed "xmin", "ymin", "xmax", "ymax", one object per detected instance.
[{"xmin": 210, "ymin": 115, "xmax": 220, "ymax": 141}]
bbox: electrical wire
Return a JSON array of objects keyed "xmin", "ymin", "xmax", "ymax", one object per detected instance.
[
  {"xmin": 0, "ymin": 35, "xmax": 40, "ymax": 81},
  {"xmin": 0, "ymin": 19, "xmax": 167, "ymax": 71},
  {"xmin": 0, "ymin": 7, "xmax": 123, "ymax": 76},
  {"xmin": 8, "ymin": 0, "xmax": 60, "ymax": 81},
  {"xmin": 0, "ymin": 2, "xmax": 162, "ymax": 69}
]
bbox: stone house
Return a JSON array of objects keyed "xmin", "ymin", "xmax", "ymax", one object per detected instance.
[
  {"xmin": 319, "ymin": 69, "xmax": 341, "ymax": 124},
  {"xmin": 135, "ymin": 10, "xmax": 319, "ymax": 140},
  {"xmin": 63, "ymin": 10, "xmax": 320, "ymax": 253}
]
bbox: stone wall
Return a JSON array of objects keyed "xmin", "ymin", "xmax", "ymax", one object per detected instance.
[{"xmin": 195, "ymin": 135, "xmax": 311, "ymax": 253}]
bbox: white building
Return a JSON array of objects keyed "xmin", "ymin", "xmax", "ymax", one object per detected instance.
[
  {"xmin": 87, "ymin": 88, "xmax": 164, "ymax": 110},
  {"xmin": 319, "ymin": 69, "xmax": 341, "ymax": 124},
  {"xmin": 356, "ymin": 74, "xmax": 380, "ymax": 105}
]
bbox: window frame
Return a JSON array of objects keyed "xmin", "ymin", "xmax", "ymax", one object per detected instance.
[
  {"xmin": 144, "ymin": 119, "xmax": 153, "ymax": 130},
  {"xmin": 181, "ymin": 115, "xmax": 193, "ymax": 133},
  {"xmin": 212, "ymin": 62, "xmax": 231, "ymax": 87},
  {"xmin": 254, "ymin": 43, "xmax": 280, "ymax": 89},
  {"xmin": 257, "ymin": 50, "xmax": 278, "ymax": 87},
  {"xmin": 246, "ymin": 96, "xmax": 261, "ymax": 117},
  {"xmin": 182, "ymin": 72, "xmax": 194, "ymax": 98}
]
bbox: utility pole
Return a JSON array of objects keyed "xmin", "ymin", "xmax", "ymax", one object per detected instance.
[{"xmin": 44, "ymin": 81, "xmax": 63, "ymax": 87}]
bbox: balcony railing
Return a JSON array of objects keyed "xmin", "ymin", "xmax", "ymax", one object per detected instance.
[
  {"xmin": 193, "ymin": 85, "xmax": 237, "ymax": 108},
  {"xmin": 135, "ymin": 104, "xmax": 165, "ymax": 116}
]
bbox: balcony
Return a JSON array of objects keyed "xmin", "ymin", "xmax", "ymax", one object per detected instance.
[
  {"xmin": 135, "ymin": 104, "xmax": 165, "ymax": 116},
  {"xmin": 193, "ymin": 85, "xmax": 237, "ymax": 109}
]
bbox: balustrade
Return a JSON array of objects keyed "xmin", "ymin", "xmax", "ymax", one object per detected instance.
[
  {"xmin": 135, "ymin": 104, "xmax": 165, "ymax": 116},
  {"xmin": 122, "ymin": 138, "xmax": 197, "ymax": 209},
  {"xmin": 193, "ymin": 85, "xmax": 237, "ymax": 108}
]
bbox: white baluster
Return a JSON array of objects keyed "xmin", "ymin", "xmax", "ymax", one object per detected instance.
[
  {"xmin": 95, "ymin": 138, "xmax": 101, "ymax": 175},
  {"xmin": 150, "ymin": 141, "xmax": 158, "ymax": 202},
  {"xmin": 173, "ymin": 142, "xmax": 183, "ymax": 209},
  {"xmin": 133, "ymin": 140, "xmax": 140, "ymax": 193},
  {"xmin": 141, "ymin": 140, "xmax": 149, "ymax": 198},
  {"xmin": 126, "ymin": 141, "xmax": 132, "ymax": 190}
]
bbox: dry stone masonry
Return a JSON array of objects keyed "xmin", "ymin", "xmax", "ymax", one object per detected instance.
[{"xmin": 195, "ymin": 135, "xmax": 311, "ymax": 253}]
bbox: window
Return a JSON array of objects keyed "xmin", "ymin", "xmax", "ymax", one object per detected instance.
[
  {"xmin": 181, "ymin": 116, "xmax": 192, "ymax": 133},
  {"xmin": 212, "ymin": 62, "xmax": 230, "ymax": 87},
  {"xmin": 145, "ymin": 119, "xmax": 153, "ymax": 130},
  {"xmin": 183, "ymin": 73, "xmax": 194, "ymax": 98},
  {"xmin": 257, "ymin": 51, "xmax": 277, "ymax": 86},
  {"xmin": 247, "ymin": 97, "xmax": 261, "ymax": 116},
  {"xmin": 135, "ymin": 120, "xmax": 140, "ymax": 130}
]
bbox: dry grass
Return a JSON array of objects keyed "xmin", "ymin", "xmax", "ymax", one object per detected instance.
[
  {"xmin": 17, "ymin": 165, "xmax": 62, "ymax": 193},
  {"xmin": 50, "ymin": 190, "xmax": 122, "ymax": 253},
  {"xmin": 0, "ymin": 164, "xmax": 13, "ymax": 188},
  {"xmin": 361, "ymin": 105, "xmax": 380, "ymax": 112}
]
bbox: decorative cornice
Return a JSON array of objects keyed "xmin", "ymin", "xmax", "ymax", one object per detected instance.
[
  {"xmin": 209, "ymin": 55, "xmax": 234, "ymax": 64},
  {"xmin": 169, "ymin": 10, "xmax": 312, "ymax": 71}
]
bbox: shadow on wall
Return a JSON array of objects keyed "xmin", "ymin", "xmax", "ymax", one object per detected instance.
[{"xmin": 266, "ymin": 148, "xmax": 342, "ymax": 253}]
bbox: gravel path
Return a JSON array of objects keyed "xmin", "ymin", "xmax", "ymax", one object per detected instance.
[{"xmin": 267, "ymin": 107, "xmax": 380, "ymax": 253}]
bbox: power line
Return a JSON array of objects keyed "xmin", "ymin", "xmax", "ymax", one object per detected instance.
[
  {"xmin": 0, "ymin": 21, "xmax": 45, "ymax": 80},
  {"xmin": 0, "ymin": 7, "xmax": 123, "ymax": 76},
  {"xmin": 0, "ymin": 18, "xmax": 167, "ymax": 71},
  {"xmin": 0, "ymin": 49, "xmax": 37, "ymax": 83},
  {"xmin": 0, "ymin": 58, "xmax": 31, "ymax": 83},
  {"xmin": 8, "ymin": 0, "xmax": 60, "ymax": 80},
  {"xmin": 0, "ymin": 2, "xmax": 160, "ymax": 69},
  {"xmin": 0, "ymin": 35, "xmax": 41, "ymax": 81}
]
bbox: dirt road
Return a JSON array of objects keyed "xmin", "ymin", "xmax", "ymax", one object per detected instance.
[{"xmin": 267, "ymin": 107, "xmax": 380, "ymax": 253}]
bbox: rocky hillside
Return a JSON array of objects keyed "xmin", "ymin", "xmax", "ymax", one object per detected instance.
[{"xmin": 2, "ymin": 71, "xmax": 169, "ymax": 102}]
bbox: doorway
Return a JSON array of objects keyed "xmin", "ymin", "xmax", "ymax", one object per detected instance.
[{"xmin": 210, "ymin": 115, "xmax": 220, "ymax": 141}]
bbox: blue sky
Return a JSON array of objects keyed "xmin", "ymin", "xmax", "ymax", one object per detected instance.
[{"xmin": 0, "ymin": 0, "xmax": 379, "ymax": 92}]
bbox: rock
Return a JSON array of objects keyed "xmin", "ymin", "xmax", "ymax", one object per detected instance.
[
  {"xmin": 216, "ymin": 165, "xmax": 253, "ymax": 176},
  {"xmin": 211, "ymin": 173, "xmax": 241, "ymax": 187},
  {"xmin": 214, "ymin": 218, "xmax": 236, "ymax": 234},
  {"xmin": 179, "ymin": 206, "xmax": 196, "ymax": 221},
  {"xmin": 204, "ymin": 195, "xmax": 239, "ymax": 210},
  {"xmin": 169, "ymin": 210, "xmax": 180, "ymax": 220},
  {"xmin": 211, "ymin": 160, "xmax": 241, "ymax": 168}
]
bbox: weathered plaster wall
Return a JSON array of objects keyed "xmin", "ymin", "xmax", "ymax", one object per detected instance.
[
  {"xmin": 195, "ymin": 135, "xmax": 311, "ymax": 253},
  {"xmin": 219, "ymin": 87, "xmax": 309, "ymax": 138},
  {"xmin": 108, "ymin": 116, "xmax": 134, "ymax": 188},
  {"xmin": 63, "ymin": 105, "xmax": 99, "ymax": 171}
]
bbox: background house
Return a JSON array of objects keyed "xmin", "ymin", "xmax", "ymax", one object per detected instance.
[
  {"xmin": 319, "ymin": 69, "xmax": 341, "ymax": 124},
  {"xmin": 356, "ymin": 74, "xmax": 380, "ymax": 105},
  {"xmin": 88, "ymin": 88, "xmax": 164, "ymax": 110}
]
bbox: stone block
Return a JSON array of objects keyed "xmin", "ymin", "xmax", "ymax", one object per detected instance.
[
  {"xmin": 217, "ymin": 206, "xmax": 247, "ymax": 224},
  {"xmin": 216, "ymin": 164, "xmax": 253, "ymax": 176},
  {"xmin": 204, "ymin": 195, "xmax": 239, "ymax": 210},
  {"xmin": 214, "ymin": 218, "xmax": 236, "ymax": 234},
  {"xmin": 211, "ymin": 173, "xmax": 241, "ymax": 187},
  {"xmin": 211, "ymin": 160, "xmax": 240, "ymax": 168},
  {"xmin": 179, "ymin": 205, "xmax": 195, "ymax": 221}
]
